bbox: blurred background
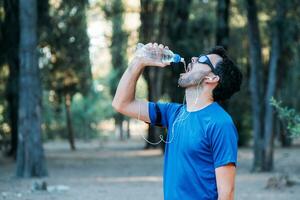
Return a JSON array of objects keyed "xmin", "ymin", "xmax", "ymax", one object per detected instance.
[{"xmin": 0, "ymin": 0, "xmax": 300, "ymax": 199}]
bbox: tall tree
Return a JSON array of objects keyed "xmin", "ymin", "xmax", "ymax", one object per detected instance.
[
  {"xmin": 246, "ymin": 0, "xmax": 286, "ymax": 171},
  {"xmin": 139, "ymin": 0, "xmax": 164, "ymax": 148},
  {"xmin": 262, "ymin": 0, "xmax": 286, "ymax": 170},
  {"xmin": 16, "ymin": 0, "xmax": 47, "ymax": 177},
  {"xmin": 159, "ymin": 0, "xmax": 193, "ymax": 103},
  {"xmin": 215, "ymin": 0, "xmax": 231, "ymax": 110},
  {"xmin": 43, "ymin": 0, "xmax": 93, "ymax": 150},
  {"xmin": 275, "ymin": 0, "xmax": 300, "ymax": 147},
  {"xmin": 246, "ymin": 0, "xmax": 264, "ymax": 171},
  {"xmin": 103, "ymin": 0, "xmax": 129, "ymax": 140}
]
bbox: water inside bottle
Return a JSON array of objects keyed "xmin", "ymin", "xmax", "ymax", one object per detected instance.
[{"xmin": 161, "ymin": 51, "xmax": 173, "ymax": 63}]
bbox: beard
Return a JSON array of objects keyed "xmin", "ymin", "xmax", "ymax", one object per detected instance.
[{"xmin": 178, "ymin": 70, "xmax": 210, "ymax": 88}]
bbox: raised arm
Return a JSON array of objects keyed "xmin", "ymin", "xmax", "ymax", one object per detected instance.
[{"xmin": 112, "ymin": 43, "xmax": 170, "ymax": 122}]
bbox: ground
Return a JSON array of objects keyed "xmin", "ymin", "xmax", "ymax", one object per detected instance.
[{"xmin": 1, "ymin": 139, "xmax": 300, "ymax": 200}]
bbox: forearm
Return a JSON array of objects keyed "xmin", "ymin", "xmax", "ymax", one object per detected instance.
[
  {"xmin": 112, "ymin": 58, "xmax": 145, "ymax": 110},
  {"xmin": 216, "ymin": 164, "xmax": 236, "ymax": 200},
  {"xmin": 218, "ymin": 190, "xmax": 234, "ymax": 200}
]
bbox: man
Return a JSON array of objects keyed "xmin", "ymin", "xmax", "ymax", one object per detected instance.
[{"xmin": 112, "ymin": 43, "xmax": 243, "ymax": 200}]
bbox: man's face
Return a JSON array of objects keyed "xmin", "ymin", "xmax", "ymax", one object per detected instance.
[{"xmin": 178, "ymin": 54, "xmax": 222, "ymax": 88}]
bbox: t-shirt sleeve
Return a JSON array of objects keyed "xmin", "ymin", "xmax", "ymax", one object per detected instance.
[
  {"xmin": 148, "ymin": 102, "xmax": 180, "ymax": 128},
  {"xmin": 210, "ymin": 121, "xmax": 238, "ymax": 168}
]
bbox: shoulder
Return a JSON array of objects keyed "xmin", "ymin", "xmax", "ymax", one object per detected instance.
[
  {"xmin": 209, "ymin": 103, "xmax": 234, "ymax": 125},
  {"xmin": 205, "ymin": 103, "xmax": 237, "ymax": 135}
]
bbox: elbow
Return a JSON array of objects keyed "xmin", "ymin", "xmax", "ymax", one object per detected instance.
[
  {"xmin": 112, "ymin": 98, "xmax": 127, "ymax": 114},
  {"xmin": 112, "ymin": 96, "xmax": 132, "ymax": 114},
  {"xmin": 112, "ymin": 100, "xmax": 122, "ymax": 113}
]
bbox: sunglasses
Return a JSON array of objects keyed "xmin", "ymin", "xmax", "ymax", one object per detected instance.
[{"xmin": 197, "ymin": 55, "xmax": 215, "ymax": 73}]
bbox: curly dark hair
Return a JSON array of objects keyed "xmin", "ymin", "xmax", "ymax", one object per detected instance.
[{"xmin": 207, "ymin": 46, "xmax": 243, "ymax": 102}]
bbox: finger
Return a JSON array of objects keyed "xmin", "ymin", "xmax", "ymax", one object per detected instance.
[
  {"xmin": 153, "ymin": 43, "xmax": 158, "ymax": 48},
  {"xmin": 145, "ymin": 43, "xmax": 153, "ymax": 51},
  {"xmin": 158, "ymin": 44, "xmax": 164, "ymax": 49},
  {"xmin": 145, "ymin": 43, "xmax": 152, "ymax": 49},
  {"xmin": 164, "ymin": 46, "xmax": 169, "ymax": 50}
]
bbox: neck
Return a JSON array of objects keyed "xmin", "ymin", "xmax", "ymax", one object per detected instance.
[{"xmin": 185, "ymin": 86, "xmax": 214, "ymax": 112}]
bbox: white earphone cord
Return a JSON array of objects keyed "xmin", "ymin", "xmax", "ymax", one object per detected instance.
[{"xmin": 137, "ymin": 66, "xmax": 202, "ymax": 145}]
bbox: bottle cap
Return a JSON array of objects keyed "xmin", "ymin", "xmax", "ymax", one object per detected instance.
[{"xmin": 173, "ymin": 54, "xmax": 182, "ymax": 63}]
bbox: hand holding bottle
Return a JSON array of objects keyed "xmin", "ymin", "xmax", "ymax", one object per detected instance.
[{"xmin": 134, "ymin": 43, "xmax": 184, "ymax": 68}]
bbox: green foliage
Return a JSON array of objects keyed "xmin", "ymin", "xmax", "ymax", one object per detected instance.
[
  {"xmin": 102, "ymin": 0, "xmax": 128, "ymax": 95},
  {"xmin": 41, "ymin": 0, "xmax": 92, "ymax": 100},
  {"xmin": 42, "ymin": 91, "xmax": 65, "ymax": 140},
  {"xmin": 102, "ymin": 0, "xmax": 128, "ymax": 124},
  {"xmin": 42, "ymin": 84, "xmax": 113, "ymax": 140},
  {"xmin": 71, "ymin": 89, "xmax": 113, "ymax": 139},
  {"xmin": 39, "ymin": 0, "xmax": 94, "ymax": 141},
  {"xmin": 271, "ymin": 97, "xmax": 300, "ymax": 137},
  {"xmin": 37, "ymin": 0, "xmax": 98, "ymax": 142}
]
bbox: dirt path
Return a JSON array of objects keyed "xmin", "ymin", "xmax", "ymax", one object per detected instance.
[{"xmin": 1, "ymin": 139, "xmax": 300, "ymax": 200}]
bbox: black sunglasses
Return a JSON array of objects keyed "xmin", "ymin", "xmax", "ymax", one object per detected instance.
[{"xmin": 197, "ymin": 55, "xmax": 215, "ymax": 73}]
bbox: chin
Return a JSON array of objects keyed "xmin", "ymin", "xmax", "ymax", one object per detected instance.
[{"xmin": 178, "ymin": 78, "xmax": 195, "ymax": 88}]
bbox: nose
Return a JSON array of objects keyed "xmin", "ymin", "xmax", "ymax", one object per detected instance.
[{"xmin": 191, "ymin": 57, "xmax": 198, "ymax": 63}]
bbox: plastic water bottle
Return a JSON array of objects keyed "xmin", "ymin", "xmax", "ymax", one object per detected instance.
[{"xmin": 135, "ymin": 43, "xmax": 184, "ymax": 63}]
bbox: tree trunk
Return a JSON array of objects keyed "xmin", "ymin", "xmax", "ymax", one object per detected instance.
[
  {"xmin": 105, "ymin": 0, "xmax": 128, "ymax": 142},
  {"xmin": 279, "ymin": 120, "xmax": 292, "ymax": 147},
  {"xmin": 126, "ymin": 119, "xmax": 130, "ymax": 139},
  {"xmin": 140, "ymin": 0, "xmax": 164, "ymax": 149},
  {"xmin": 247, "ymin": 0, "xmax": 286, "ymax": 172},
  {"xmin": 160, "ymin": 0, "xmax": 192, "ymax": 104},
  {"xmin": 3, "ymin": 0, "xmax": 19, "ymax": 158},
  {"xmin": 262, "ymin": 1, "xmax": 285, "ymax": 171},
  {"xmin": 246, "ymin": 0, "xmax": 264, "ymax": 171},
  {"xmin": 16, "ymin": 0, "xmax": 47, "ymax": 177},
  {"xmin": 215, "ymin": 0, "xmax": 231, "ymax": 110},
  {"xmin": 115, "ymin": 117, "xmax": 124, "ymax": 140},
  {"xmin": 216, "ymin": 0, "xmax": 230, "ymax": 49},
  {"xmin": 64, "ymin": 93, "xmax": 76, "ymax": 151},
  {"xmin": 262, "ymin": 29, "xmax": 279, "ymax": 171}
]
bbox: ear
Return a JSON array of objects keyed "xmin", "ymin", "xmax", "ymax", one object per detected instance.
[
  {"xmin": 213, "ymin": 75, "xmax": 220, "ymax": 83},
  {"xmin": 205, "ymin": 75, "xmax": 219, "ymax": 83}
]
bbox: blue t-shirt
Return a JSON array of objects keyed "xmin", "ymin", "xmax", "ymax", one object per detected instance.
[{"xmin": 148, "ymin": 102, "xmax": 238, "ymax": 200}]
